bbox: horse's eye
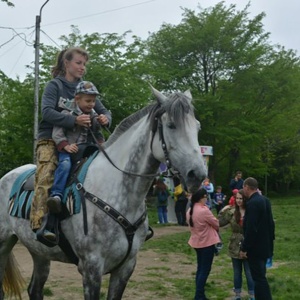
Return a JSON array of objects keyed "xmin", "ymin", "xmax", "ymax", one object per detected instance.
[{"xmin": 167, "ymin": 122, "xmax": 176, "ymax": 129}]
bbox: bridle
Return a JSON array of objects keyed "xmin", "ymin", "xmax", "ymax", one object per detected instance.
[
  {"xmin": 89, "ymin": 110, "xmax": 174, "ymax": 178},
  {"xmin": 150, "ymin": 110, "xmax": 172, "ymax": 169}
]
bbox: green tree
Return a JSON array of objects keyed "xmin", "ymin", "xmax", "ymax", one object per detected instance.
[
  {"xmin": 144, "ymin": 2, "xmax": 300, "ymax": 191},
  {"xmin": 2, "ymin": 3, "xmax": 300, "ymax": 194},
  {"xmin": 0, "ymin": 72, "xmax": 34, "ymax": 176}
]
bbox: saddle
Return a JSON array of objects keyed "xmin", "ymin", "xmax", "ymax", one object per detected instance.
[
  {"xmin": 21, "ymin": 144, "xmax": 99, "ymax": 192},
  {"xmin": 9, "ymin": 148, "xmax": 99, "ymax": 257},
  {"xmin": 35, "ymin": 157, "xmax": 89, "ymax": 249}
]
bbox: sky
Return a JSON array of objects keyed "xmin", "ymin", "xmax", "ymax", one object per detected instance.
[{"xmin": 1, "ymin": 0, "xmax": 300, "ymax": 80}]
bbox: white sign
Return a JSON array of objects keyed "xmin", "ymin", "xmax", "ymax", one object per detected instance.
[{"xmin": 200, "ymin": 146, "xmax": 213, "ymax": 156}]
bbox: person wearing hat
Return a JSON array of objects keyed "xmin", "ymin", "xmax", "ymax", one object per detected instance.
[
  {"xmin": 213, "ymin": 185, "xmax": 226, "ymax": 214},
  {"xmin": 44, "ymin": 80, "xmax": 110, "ymax": 240},
  {"xmin": 229, "ymin": 189, "xmax": 239, "ymax": 206},
  {"xmin": 186, "ymin": 188, "xmax": 220, "ymax": 300},
  {"xmin": 31, "ymin": 48, "xmax": 111, "ymax": 239}
]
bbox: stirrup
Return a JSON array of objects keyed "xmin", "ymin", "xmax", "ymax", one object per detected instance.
[{"xmin": 36, "ymin": 213, "xmax": 59, "ymax": 247}]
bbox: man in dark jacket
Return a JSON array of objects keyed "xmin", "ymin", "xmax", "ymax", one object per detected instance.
[
  {"xmin": 240, "ymin": 177, "xmax": 275, "ymax": 300},
  {"xmin": 229, "ymin": 171, "xmax": 244, "ymax": 191}
]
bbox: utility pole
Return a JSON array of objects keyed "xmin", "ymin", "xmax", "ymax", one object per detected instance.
[{"xmin": 33, "ymin": 0, "xmax": 50, "ymax": 163}]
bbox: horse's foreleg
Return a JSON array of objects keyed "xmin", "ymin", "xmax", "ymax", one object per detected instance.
[
  {"xmin": 79, "ymin": 261, "xmax": 102, "ymax": 300},
  {"xmin": 27, "ymin": 253, "xmax": 51, "ymax": 300},
  {"xmin": 107, "ymin": 257, "xmax": 137, "ymax": 300}
]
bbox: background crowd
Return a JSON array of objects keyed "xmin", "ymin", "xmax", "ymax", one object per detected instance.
[{"xmin": 150, "ymin": 171, "xmax": 275, "ymax": 300}]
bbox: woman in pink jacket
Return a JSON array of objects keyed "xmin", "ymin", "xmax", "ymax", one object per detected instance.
[{"xmin": 187, "ymin": 188, "xmax": 220, "ymax": 300}]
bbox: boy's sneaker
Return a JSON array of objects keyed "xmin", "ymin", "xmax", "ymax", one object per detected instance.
[
  {"xmin": 43, "ymin": 229, "xmax": 56, "ymax": 241},
  {"xmin": 47, "ymin": 195, "xmax": 62, "ymax": 214}
]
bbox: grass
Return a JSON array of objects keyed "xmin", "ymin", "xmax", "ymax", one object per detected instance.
[
  {"xmin": 139, "ymin": 196, "xmax": 300, "ymax": 299},
  {"xmin": 33, "ymin": 196, "xmax": 299, "ymax": 299}
]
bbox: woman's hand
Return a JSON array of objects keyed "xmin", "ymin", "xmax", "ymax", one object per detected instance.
[{"xmin": 239, "ymin": 251, "xmax": 247, "ymax": 259}]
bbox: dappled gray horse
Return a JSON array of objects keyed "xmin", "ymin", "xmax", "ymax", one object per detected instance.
[{"xmin": 0, "ymin": 87, "xmax": 207, "ymax": 300}]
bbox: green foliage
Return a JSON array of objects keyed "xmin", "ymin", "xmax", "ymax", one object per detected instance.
[
  {"xmin": 0, "ymin": 72, "xmax": 34, "ymax": 176},
  {"xmin": 1, "ymin": 2, "xmax": 300, "ymax": 193},
  {"xmin": 80, "ymin": 31, "xmax": 152, "ymax": 127},
  {"xmin": 144, "ymin": 2, "xmax": 300, "ymax": 191}
]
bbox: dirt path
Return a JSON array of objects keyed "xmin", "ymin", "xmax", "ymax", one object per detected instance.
[{"xmin": 14, "ymin": 225, "xmax": 191, "ymax": 299}]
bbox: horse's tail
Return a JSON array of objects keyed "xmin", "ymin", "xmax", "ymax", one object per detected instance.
[{"xmin": 3, "ymin": 252, "xmax": 25, "ymax": 299}]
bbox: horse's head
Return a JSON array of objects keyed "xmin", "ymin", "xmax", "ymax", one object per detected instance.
[{"xmin": 150, "ymin": 87, "xmax": 207, "ymax": 193}]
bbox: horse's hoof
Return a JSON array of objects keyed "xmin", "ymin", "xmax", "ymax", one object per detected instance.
[{"xmin": 47, "ymin": 196, "xmax": 62, "ymax": 213}]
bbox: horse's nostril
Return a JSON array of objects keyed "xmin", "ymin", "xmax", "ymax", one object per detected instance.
[
  {"xmin": 187, "ymin": 169, "xmax": 203, "ymax": 181},
  {"xmin": 187, "ymin": 170, "xmax": 196, "ymax": 179},
  {"xmin": 186, "ymin": 169, "xmax": 207, "ymax": 193}
]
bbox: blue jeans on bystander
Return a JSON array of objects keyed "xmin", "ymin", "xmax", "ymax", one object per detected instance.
[
  {"xmin": 231, "ymin": 257, "xmax": 255, "ymax": 296},
  {"xmin": 157, "ymin": 206, "xmax": 168, "ymax": 224},
  {"xmin": 194, "ymin": 245, "xmax": 215, "ymax": 300}
]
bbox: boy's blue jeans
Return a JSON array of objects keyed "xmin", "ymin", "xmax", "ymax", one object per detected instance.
[
  {"xmin": 50, "ymin": 152, "xmax": 72, "ymax": 199},
  {"xmin": 231, "ymin": 258, "xmax": 255, "ymax": 295}
]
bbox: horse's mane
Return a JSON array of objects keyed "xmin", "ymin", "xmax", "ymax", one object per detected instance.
[{"xmin": 105, "ymin": 91, "xmax": 194, "ymax": 147}]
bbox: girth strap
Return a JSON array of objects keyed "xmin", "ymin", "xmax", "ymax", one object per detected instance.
[
  {"xmin": 74, "ymin": 178, "xmax": 147, "ymax": 272},
  {"xmin": 84, "ymin": 191, "xmax": 147, "ymax": 233},
  {"xmin": 74, "ymin": 178, "xmax": 89, "ymax": 235}
]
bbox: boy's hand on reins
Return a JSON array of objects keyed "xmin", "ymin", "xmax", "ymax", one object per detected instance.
[
  {"xmin": 64, "ymin": 143, "xmax": 78, "ymax": 153},
  {"xmin": 97, "ymin": 114, "xmax": 109, "ymax": 126},
  {"xmin": 76, "ymin": 114, "xmax": 91, "ymax": 127}
]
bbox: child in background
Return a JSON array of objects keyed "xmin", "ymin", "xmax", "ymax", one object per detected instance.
[
  {"xmin": 229, "ymin": 189, "xmax": 239, "ymax": 206},
  {"xmin": 173, "ymin": 175, "xmax": 188, "ymax": 226},
  {"xmin": 213, "ymin": 186, "xmax": 226, "ymax": 214},
  {"xmin": 153, "ymin": 178, "xmax": 171, "ymax": 224},
  {"xmin": 201, "ymin": 177, "xmax": 214, "ymax": 209}
]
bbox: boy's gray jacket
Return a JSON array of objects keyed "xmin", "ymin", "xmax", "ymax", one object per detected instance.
[
  {"xmin": 38, "ymin": 77, "xmax": 112, "ymax": 140},
  {"xmin": 52, "ymin": 99, "xmax": 103, "ymax": 151}
]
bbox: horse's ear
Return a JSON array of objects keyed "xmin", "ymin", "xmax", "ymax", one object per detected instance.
[
  {"xmin": 150, "ymin": 85, "xmax": 167, "ymax": 104},
  {"xmin": 184, "ymin": 89, "xmax": 192, "ymax": 102}
]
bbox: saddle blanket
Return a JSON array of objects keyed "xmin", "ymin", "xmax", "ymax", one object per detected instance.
[{"xmin": 9, "ymin": 152, "xmax": 98, "ymax": 219}]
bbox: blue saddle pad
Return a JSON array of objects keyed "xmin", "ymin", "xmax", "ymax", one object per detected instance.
[
  {"xmin": 9, "ymin": 167, "xmax": 36, "ymax": 219},
  {"xmin": 9, "ymin": 152, "xmax": 98, "ymax": 219}
]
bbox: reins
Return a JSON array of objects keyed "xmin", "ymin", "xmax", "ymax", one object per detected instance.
[
  {"xmin": 88, "ymin": 113, "xmax": 174, "ymax": 178},
  {"xmin": 71, "ymin": 113, "xmax": 174, "ymax": 270}
]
